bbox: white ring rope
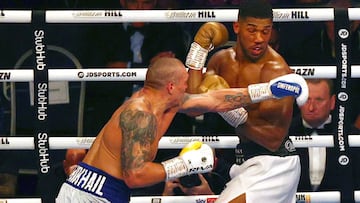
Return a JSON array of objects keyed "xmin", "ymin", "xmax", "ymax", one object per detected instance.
[
  {"xmin": 0, "ymin": 198, "xmax": 41, "ymax": 203},
  {"xmin": 0, "ymin": 135, "xmax": 359, "ymax": 150},
  {"xmin": 356, "ymin": 190, "xmax": 360, "ymax": 202},
  {"xmin": 129, "ymin": 192, "xmax": 342, "ymax": 203},
  {"xmin": 2, "ymin": 8, "xmax": 360, "ymax": 24},
  {"xmin": 0, "ymin": 10, "xmax": 32, "ymax": 23},
  {"xmin": 45, "ymin": 8, "xmax": 336, "ymax": 23},
  {"xmin": 0, "ymin": 191, "xmax": 350, "ymax": 203},
  {"xmin": 1, "ymin": 65, "xmax": 358, "ymax": 82}
]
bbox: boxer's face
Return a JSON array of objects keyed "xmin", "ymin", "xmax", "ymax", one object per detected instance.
[
  {"xmin": 233, "ymin": 17, "xmax": 272, "ymax": 61},
  {"xmin": 169, "ymin": 68, "xmax": 188, "ymax": 103}
]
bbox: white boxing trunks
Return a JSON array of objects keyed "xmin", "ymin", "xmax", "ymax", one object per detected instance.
[
  {"xmin": 215, "ymin": 155, "xmax": 300, "ymax": 203},
  {"xmin": 56, "ymin": 162, "xmax": 131, "ymax": 203}
]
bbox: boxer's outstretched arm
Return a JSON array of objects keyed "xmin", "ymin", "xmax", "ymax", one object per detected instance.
[
  {"xmin": 180, "ymin": 73, "xmax": 308, "ymax": 116},
  {"xmin": 180, "ymin": 88, "xmax": 252, "ymax": 116},
  {"xmin": 120, "ymin": 108, "xmax": 213, "ymax": 188}
]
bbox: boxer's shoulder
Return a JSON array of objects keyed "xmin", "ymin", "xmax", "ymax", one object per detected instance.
[{"xmin": 207, "ymin": 47, "xmax": 237, "ymax": 72}]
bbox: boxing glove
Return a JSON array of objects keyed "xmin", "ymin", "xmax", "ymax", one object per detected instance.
[
  {"xmin": 218, "ymin": 107, "xmax": 248, "ymax": 128},
  {"xmin": 161, "ymin": 141, "xmax": 214, "ymax": 181},
  {"xmin": 248, "ymin": 73, "xmax": 309, "ymax": 106},
  {"xmin": 186, "ymin": 22, "xmax": 229, "ymax": 70},
  {"xmin": 199, "ymin": 73, "xmax": 248, "ymax": 127},
  {"xmin": 198, "ymin": 72, "xmax": 230, "ymax": 93}
]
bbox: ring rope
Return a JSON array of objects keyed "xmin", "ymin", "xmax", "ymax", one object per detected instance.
[
  {"xmin": 0, "ymin": 198, "xmax": 42, "ymax": 203},
  {"xmin": 129, "ymin": 192, "xmax": 342, "ymax": 203},
  {"xmin": 2, "ymin": 65, "xmax": 360, "ymax": 82},
  {"xmin": 45, "ymin": 8, "xmax": 335, "ymax": 23},
  {"xmin": 0, "ymin": 135, "xmax": 359, "ymax": 150},
  {"xmin": 0, "ymin": 191, "xmax": 350, "ymax": 203},
  {"xmin": 356, "ymin": 191, "xmax": 360, "ymax": 202},
  {"xmin": 0, "ymin": 10, "xmax": 32, "ymax": 23},
  {"xmin": 2, "ymin": 8, "xmax": 360, "ymax": 23}
]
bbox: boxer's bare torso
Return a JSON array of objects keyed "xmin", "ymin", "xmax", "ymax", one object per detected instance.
[
  {"xmin": 83, "ymin": 89, "xmax": 178, "ymax": 183},
  {"xmin": 207, "ymin": 44, "xmax": 293, "ymax": 151}
]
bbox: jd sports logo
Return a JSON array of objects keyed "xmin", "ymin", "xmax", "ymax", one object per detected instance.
[
  {"xmin": 338, "ymin": 155, "xmax": 349, "ymax": 165},
  {"xmin": 338, "ymin": 92, "xmax": 348, "ymax": 102},
  {"xmin": 338, "ymin": 29, "xmax": 349, "ymax": 39}
]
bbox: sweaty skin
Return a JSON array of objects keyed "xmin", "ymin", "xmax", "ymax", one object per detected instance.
[
  {"xmin": 82, "ymin": 58, "xmax": 254, "ymax": 189},
  {"xmin": 188, "ymin": 17, "xmax": 294, "ymax": 152}
]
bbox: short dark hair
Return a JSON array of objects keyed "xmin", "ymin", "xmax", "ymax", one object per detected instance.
[
  {"xmin": 306, "ymin": 79, "xmax": 334, "ymax": 96},
  {"xmin": 238, "ymin": 0, "xmax": 273, "ymax": 21}
]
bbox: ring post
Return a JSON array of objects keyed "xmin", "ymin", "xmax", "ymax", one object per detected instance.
[{"xmin": 333, "ymin": 7, "xmax": 354, "ymax": 203}]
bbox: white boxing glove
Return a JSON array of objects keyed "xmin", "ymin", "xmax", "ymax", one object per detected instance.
[
  {"xmin": 218, "ymin": 107, "xmax": 248, "ymax": 128},
  {"xmin": 161, "ymin": 141, "xmax": 214, "ymax": 181},
  {"xmin": 248, "ymin": 73, "xmax": 309, "ymax": 106}
]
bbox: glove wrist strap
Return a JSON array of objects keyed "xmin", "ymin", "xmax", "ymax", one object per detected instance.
[
  {"xmin": 186, "ymin": 42, "xmax": 208, "ymax": 70},
  {"xmin": 248, "ymin": 83, "xmax": 272, "ymax": 103},
  {"xmin": 161, "ymin": 157, "xmax": 188, "ymax": 181},
  {"xmin": 218, "ymin": 108, "xmax": 248, "ymax": 128}
]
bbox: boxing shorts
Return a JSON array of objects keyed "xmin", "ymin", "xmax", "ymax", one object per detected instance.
[
  {"xmin": 235, "ymin": 137, "xmax": 297, "ymax": 165},
  {"xmin": 56, "ymin": 162, "xmax": 131, "ymax": 203}
]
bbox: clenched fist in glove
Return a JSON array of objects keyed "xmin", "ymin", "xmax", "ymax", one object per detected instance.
[
  {"xmin": 186, "ymin": 22, "xmax": 229, "ymax": 70},
  {"xmin": 199, "ymin": 72, "xmax": 249, "ymax": 128},
  {"xmin": 248, "ymin": 73, "xmax": 309, "ymax": 106},
  {"xmin": 198, "ymin": 71, "xmax": 230, "ymax": 93},
  {"xmin": 161, "ymin": 141, "xmax": 214, "ymax": 181}
]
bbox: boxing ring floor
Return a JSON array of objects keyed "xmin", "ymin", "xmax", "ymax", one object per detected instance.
[{"xmin": 1, "ymin": 6, "xmax": 360, "ymax": 203}]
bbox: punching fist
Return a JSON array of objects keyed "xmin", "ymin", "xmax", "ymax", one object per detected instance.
[
  {"xmin": 198, "ymin": 72, "xmax": 230, "ymax": 93},
  {"xmin": 200, "ymin": 72, "xmax": 248, "ymax": 127},
  {"xmin": 161, "ymin": 141, "xmax": 214, "ymax": 181},
  {"xmin": 248, "ymin": 73, "xmax": 309, "ymax": 106},
  {"xmin": 186, "ymin": 22, "xmax": 229, "ymax": 70}
]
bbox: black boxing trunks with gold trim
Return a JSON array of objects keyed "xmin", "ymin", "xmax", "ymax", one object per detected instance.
[{"xmin": 235, "ymin": 137, "xmax": 297, "ymax": 165}]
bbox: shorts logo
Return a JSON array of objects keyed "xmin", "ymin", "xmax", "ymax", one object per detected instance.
[
  {"xmin": 67, "ymin": 165, "xmax": 106, "ymax": 196},
  {"xmin": 285, "ymin": 140, "xmax": 296, "ymax": 152}
]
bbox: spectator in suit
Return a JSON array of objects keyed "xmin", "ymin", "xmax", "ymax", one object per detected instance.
[
  {"xmin": 286, "ymin": 0, "xmax": 360, "ymax": 123},
  {"xmin": 289, "ymin": 79, "xmax": 360, "ymax": 192}
]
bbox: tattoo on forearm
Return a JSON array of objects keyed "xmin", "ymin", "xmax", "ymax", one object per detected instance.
[
  {"xmin": 225, "ymin": 93, "xmax": 251, "ymax": 107},
  {"xmin": 119, "ymin": 109, "xmax": 157, "ymax": 174}
]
